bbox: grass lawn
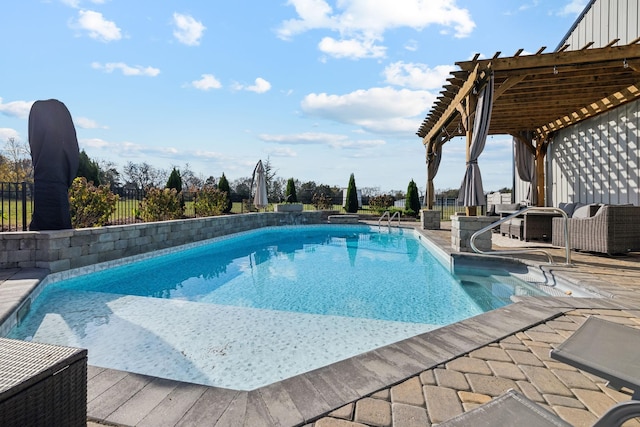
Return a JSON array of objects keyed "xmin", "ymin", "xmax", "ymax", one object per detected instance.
[{"xmin": 1, "ymin": 198, "xmax": 33, "ymax": 230}]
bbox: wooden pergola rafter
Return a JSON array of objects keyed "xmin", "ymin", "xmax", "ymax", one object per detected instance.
[{"xmin": 417, "ymin": 41, "xmax": 640, "ymax": 209}]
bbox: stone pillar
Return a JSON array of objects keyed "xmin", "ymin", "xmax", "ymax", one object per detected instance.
[
  {"xmin": 450, "ymin": 215, "xmax": 495, "ymax": 252},
  {"xmin": 420, "ymin": 209, "xmax": 441, "ymax": 230}
]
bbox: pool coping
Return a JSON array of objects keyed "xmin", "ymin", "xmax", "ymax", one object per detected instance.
[{"xmin": 1, "ymin": 225, "xmax": 639, "ymax": 426}]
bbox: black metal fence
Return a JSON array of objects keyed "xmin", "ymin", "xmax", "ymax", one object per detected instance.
[
  {"xmin": 1, "ymin": 182, "xmax": 469, "ymax": 231},
  {"xmin": 1, "ymin": 182, "xmax": 33, "ymax": 231}
]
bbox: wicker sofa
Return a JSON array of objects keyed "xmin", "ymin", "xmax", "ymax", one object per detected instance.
[{"xmin": 552, "ymin": 204, "xmax": 640, "ymax": 254}]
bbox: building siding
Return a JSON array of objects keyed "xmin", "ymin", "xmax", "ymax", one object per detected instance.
[{"xmin": 535, "ymin": 0, "xmax": 640, "ymax": 207}]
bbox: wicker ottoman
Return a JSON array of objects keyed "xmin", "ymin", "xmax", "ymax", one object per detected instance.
[{"xmin": 0, "ymin": 338, "xmax": 87, "ymax": 427}]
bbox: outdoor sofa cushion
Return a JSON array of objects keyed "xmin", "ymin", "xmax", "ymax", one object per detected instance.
[{"xmin": 571, "ymin": 203, "xmax": 601, "ymax": 218}]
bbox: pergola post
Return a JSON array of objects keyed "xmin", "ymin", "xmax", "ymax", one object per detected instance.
[{"xmin": 535, "ymin": 140, "xmax": 547, "ymax": 206}]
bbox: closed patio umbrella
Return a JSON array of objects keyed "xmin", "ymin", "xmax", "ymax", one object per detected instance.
[{"xmin": 252, "ymin": 160, "xmax": 268, "ymax": 210}]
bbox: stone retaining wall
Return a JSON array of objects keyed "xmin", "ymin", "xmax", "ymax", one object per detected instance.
[{"xmin": 0, "ymin": 211, "xmax": 327, "ymax": 273}]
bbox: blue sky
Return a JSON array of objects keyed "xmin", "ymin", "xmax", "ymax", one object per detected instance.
[{"xmin": 1, "ymin": 0, "xmax": 588, "ymax": 194}]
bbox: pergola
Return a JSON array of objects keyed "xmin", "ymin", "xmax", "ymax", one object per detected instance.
[{"xmin": 417, "ymin": 40, "xmax": 640, "ymax": 213}]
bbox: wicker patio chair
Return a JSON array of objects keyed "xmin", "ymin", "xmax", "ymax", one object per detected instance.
[{"xmin": 552, "ymin": 205, "xmax": 640, "ymax": 254}]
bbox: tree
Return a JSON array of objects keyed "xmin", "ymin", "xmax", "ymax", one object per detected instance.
[
  {"xmin": 230, "ymin": 177, "xmax": 252, "ymax": 202},
  {"xmin": 2, "ymin": 137, "xmax": 32, "ymax": 182},
  {"xmin": 262, "ymin": 157, "xmax": 277, "ymax": 201},
  {"xmin": 123, "ymin": 162, "xmax": 166, "ymax": 190},
  {"xmin": 98, "ymin": 159, "xmax": 121, "ymax": 189},
  {"xmin": 166, "ymin": 167, "xmax": 182, "ymax": 192},
  {"xmin": 271, "ymin": 177, "xmax": 286, "ymax": 202},
  {"xmin": 406, "ymin": 179, "xmax": 421, "ymax": 216},
  {"xmin": 299, "ymin": 181, "xmax": 317, "ymax": 204},
  {"xmin": 180, "ymin": 163, "xmax": 203, "ymax": 191},
  {"xmin": 217, "ymin": 173, "xmax": 232, "ymax": 213},
  {"xmin": 77, "ymin": 150, "xmax": 101, "ymax": 185},
  {"xmin": 285, "ymin": 178, "xmax": 298, "ymax": 203},
  {"xmin": 344, "ymin": 173, "xmax": 358, "ymax": 213}
]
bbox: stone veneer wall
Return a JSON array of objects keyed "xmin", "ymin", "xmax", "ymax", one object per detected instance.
[{"xmin": 0, "ymin": 211, "xmax": 327, "ymax": 273}]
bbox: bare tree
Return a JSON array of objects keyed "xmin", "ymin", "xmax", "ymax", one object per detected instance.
[
  {"xmin": 98, "ymin": 159, "xmax": 121, "ymax": 189},
  {"xmin": 122, "ymin": 161, "xmax": 166, "ymax": 190},
  {"xmin": 179, "ymin": 163, "xmax": 204, "ymax": 191},
  {"xmin": 2, "ymin": 138, "xmax": 32, "ymax": 182}
]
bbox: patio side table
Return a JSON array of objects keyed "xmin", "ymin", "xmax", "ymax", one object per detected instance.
[{"xmin": 0, "ymin": 338, "xmax": 87, "ymax": 427}]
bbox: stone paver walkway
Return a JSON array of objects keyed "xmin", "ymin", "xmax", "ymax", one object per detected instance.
[{"xmin": 313, "ymin": 308, "xmax": 640, "ymax": 427}]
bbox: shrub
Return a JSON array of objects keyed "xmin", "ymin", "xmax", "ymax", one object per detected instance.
[
  {"xmin": 406, "ymin": 179, "xmax": 421, "ymax": 216},
  {"xmin": 69, "ymin": 177, "xmax": 118, "ymax": 228},
  {"xmin": 194, "ymin": 187, "xmax": 227, "ymax": 217},
  {"xmin": 344, "ymin": 173, "xmax": 358, "ymax": 213},
  {"xmin": 139, "ymin": 187, "xmax": 184, "ymax": 222},
  {"xmin": 285, "ymin": 178, "xmax": 298, "ymax": 203},
  {"xmin": 368, "ymin": 194, "xmax": 395, "ymax": 213},
  {"xmin": 217, "ymin": 173, "xmax": 232, "ymax": 213},
  {"xmin": 312, "ymin": 192, "xmax": 333, "ymax": 210}
]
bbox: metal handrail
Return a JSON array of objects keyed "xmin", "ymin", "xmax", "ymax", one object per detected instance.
[
  {"xmin": 389, "ymin": 211, "xmax": 401, "ymax": 227},
  {"xmin": 377, "ymin": 211, "xmax": 401, "ymax": 229},
  {"xmin": 469, "ymin": 206, "xmax": 572, "ymax": 265},
  {"xmin": 378, "ymin": 211, "xmax": 390, "ymax": 227}
]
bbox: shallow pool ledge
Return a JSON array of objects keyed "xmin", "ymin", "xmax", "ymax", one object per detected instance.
[{"xmin": 0, "ymin": 211, "xmax": 327, "ymax": 273}]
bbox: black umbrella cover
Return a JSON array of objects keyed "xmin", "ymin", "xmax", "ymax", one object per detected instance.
[{"xmin": 28, "ymin": 99, "xmax": 80, "ymax": 231}]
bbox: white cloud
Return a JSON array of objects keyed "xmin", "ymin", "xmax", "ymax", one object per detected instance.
[
  {"xmin": 404, "ymin": 39, "xmax": 419, "ymax": 51},
  {"xmin": 92, "ymin": 62, "xmax": 160, "ymax": 76},
  {"xmin": 278, "ymin": 0, "xmax": 475, "ymax": 59},
  {"xmin": 259, "ymin": 132, "xmax": 385, "ymax": 149},
  {"xmin": 191, "ymin": 74, "xmax": 222, "ymax": 91},
  {"xmin": 234, "ymin": 78, "xmax": 272, "ymax": 93},
  {"xmin": 318, "ymin": 36, "xmax": 385, "ymax": 59},
  {"xmin": 0, "ymin": 128, "xmax": 20, "ymax": 142},
  {"xmin": 61, "ymin": 0, "xmax": 108, "ymax": 7},
  {"xmin": 246, "ymin": 78, "xmax": 271, "ymax": 93},
  {"xmin": 0, "ymin": 98, "xmax": 33, "ymax": 119},
  {"xmin": 73, "ymin": 10, "xmax": 121, "ymax": 42},
  {"xmin": 558, "ymin": 0, "xmax": 588, "ymax": 16},
  {"xmin": 172, "ymin": 13, "xmax": 206, "ymax": 46},
  {"xmin": 81, "ymin": 137, "xmax": 110, "ymax": 148},
  {"xmin": 383, "ymin": 61, "xmax": 454, "ymax": 90},
  {"xmin": 267, "ymin": 147, "xmax": 298, "ymax": 157},
  {"xmin": 75, "ymin": 117, "xmax": 107, "ymax": 129},
  {"xmin": 193, "ymin": 149, "xmax": 225, "ymax": 160},
  {"xmin": 301, "ymin": 86, "xmax": 434, "ymax": 134},
  {"xmin": 61, "ymin": 0, "xmax": 81, "ymax": 7}
]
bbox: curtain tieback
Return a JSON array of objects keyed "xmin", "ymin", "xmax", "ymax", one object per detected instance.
[{"xmin": 466, "ymin": 160, "xmax": 478, "ymax": 165}]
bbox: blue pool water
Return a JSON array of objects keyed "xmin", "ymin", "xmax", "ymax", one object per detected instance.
[{"xmin": 9, "ymin": 225, "xmax": 545, "ymax": 390}]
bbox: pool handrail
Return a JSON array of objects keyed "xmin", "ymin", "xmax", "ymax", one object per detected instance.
[
  {"xmin": 378, "ymin": 211, "xmax": 401, "ymax": 229},
  {"xmin": 469, "ymin": 206, "xmax": 572, "ymax": 265}
]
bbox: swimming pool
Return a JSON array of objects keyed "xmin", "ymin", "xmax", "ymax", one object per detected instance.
[{"xmin": 8, "ymin": 225, "xmax": 547, "ymax": 390}]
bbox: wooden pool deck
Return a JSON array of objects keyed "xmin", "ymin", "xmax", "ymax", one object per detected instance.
[{"xmin": 2, "ymin": 222, "xmax": 640, "ymax": 426}]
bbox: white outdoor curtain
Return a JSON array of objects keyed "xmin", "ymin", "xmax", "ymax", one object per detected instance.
[
  {"xmin": 514, "ymin": 132, "xmax": 537, "ymax": 205},
  {"xmin": 424, "ymin": 139, "xmax": 443, "ymax": 207},
  {"xmin": 458, "ymin": 74, "xmax": 494, "ymax": 207}
]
